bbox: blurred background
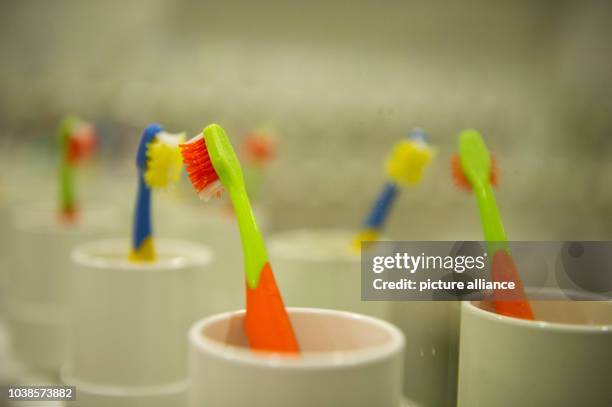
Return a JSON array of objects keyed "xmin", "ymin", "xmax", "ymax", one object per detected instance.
[{"xmin": 1, "ymin": 0, "xmax": 611, "ymax": 240}]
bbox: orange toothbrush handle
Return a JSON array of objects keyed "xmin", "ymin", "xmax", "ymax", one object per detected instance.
[
  {"xmin": 491, "ymin": 250, "xmax": 534, "ymax": 320},
  {"xmin": 245, "ymin": 262, "xmax": 300, "ymax": 353},
  {"xmin": 59, "ymin": 205, "xmax": 78, "ymax": 224}
]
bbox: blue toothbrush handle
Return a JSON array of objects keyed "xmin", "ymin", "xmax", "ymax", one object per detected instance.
[
  {"xmin": 363, "ymin": 182, "xmax": 399, "ymax": 231},
  {"xmin": 132, "ymin": 174, "xmax": 152, "ymax": 251}
]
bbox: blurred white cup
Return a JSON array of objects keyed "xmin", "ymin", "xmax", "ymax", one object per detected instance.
[
  {"xmin": 63, "ymin": 238, "xmax": 213, "ymax": 407},
  {"xmin": 268, "ymin": 228, "xmax": 387, "ymax": 319},
  {"xmin": 6, "ymin": 204, "xmax": 118, "ymax": 376},
  {"xmin": 458, "ymin": 298, "xmax": 612, "ymax": 406}
]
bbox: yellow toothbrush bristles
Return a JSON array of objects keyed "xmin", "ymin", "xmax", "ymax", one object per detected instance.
[
  {"xmin": 144, "ymin": 132, "xmax": 185, "ymax": 188},
  {"xmin": 385, "ymin": 140, "xmax": 434, "ymax": 186}
]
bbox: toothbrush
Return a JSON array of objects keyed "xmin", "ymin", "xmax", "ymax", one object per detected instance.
[
  {"xmin": 129, "ymin": 124, "xmax": 184, "ymax": 262},
  {"xmin": 353, "ymin": 129, "xmax": 434, "ymax": 247},
  {"xmin": 452, "ymin": 129, "xmax": 533, "ymax": 320},
  {"xmin": 57, "ymin": 116, "xmax": 96, "ymax": 222},
  {"xmin": 180, "ymin": 124, "xmax": 299, "ymax": 353},
  {"xmin": 241, "ymin": 130, "xmax": 277, "ymax": 200}
]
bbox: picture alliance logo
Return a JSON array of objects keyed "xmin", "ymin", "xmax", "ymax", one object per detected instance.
[
  {"xmin": 362, "ymin": 242, "xmax": 612, "ymax": 301},
  {"xmin": 371, "ymin": 252, "xmax": 488, "ymax": 274}
]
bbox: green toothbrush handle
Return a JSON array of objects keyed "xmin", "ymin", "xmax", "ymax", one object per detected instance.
[
  {"xmin": 59, "ymin": 161, "xmax": 75, "ymax": 211},
  {"xmin": 473, "ymin": 181, "xmax": 507, "ymax": 253},
  {"xmin": 227, "ymin": 182, "xmax": 269, "ymax": 289},
  {"xmin": 58, "ymin": 116, "xmax": 76, "ymax": 213},
  {"xmin": 202, "ymin": 123, "xmax": 270, "ymax": 289}
]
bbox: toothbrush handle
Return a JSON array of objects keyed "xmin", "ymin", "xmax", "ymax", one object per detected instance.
[
  {"xmin": 474, "ymin": 182, "xmax": 507, "ymax": 253},
  {"xmin": 229, "ymin": 183, "xmax": 269, "ymax": 288},
  {"xmin": 59, "ymin": 161, "xmax": 75, "ymax": 212},
  {"xmin": 245, "ymin": 262, "xmax": 300, "ymax": 353},
  {"xmin": 491, "ymin": 250, "xmax": 534, "ymax": 320},
  {"xmin": 363, "ymin": 182, "xmax": 399, "ymax": 231},
  {"xmin": 475, "ymin": 183, "xmax": 533, "ymax": 319},
  {"xmin": 129, "ymin": 176, "xmax": 156, "ymax": 262}
]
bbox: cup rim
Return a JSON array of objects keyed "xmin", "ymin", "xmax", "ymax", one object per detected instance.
[
  {"xmin": 462, "ymin": 301, "xmax": 612, "ymax": 333},
  {"xmin": 71, "ymin": 238, "xmax": 213, "ymax": 271},
  {"xmin": 268, "ymin": 228, "xmax": 362, "ymax": 263},
  {"xmin": 60, "ymin": 365, "xmax": 189, "ymax": 397},
  {"xmin": 189, "ymin": 307, "xmax": 405, "ymax": 369}
]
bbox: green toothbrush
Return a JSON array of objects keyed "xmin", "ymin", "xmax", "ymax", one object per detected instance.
[
  {"xmin": 455, "ymin": 130, "xmax": 505, "ymax": 253},
  {"xmin": 180, "ymin": 124, "xmax": 299, "ymax": 353},
  {"xmin": 452, "ymin": 129, "xmax": 533, "ymax": 319},
  {"xmin": 57, "ymin": 116, "xmax": 96, "ymax": 222}
]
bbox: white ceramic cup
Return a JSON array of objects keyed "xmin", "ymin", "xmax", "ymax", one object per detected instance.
[
  {"xmin": 5, "ymin": 204, "xmax": 118, "ymax": 376},
  {"xmin": 458, "ymin": 298, "xmax": 612, "ymax": 406},
  {"xmin": 268, "ymin": 229, "xmax": 388, "ymax": 319},
  {"xmin": 62, "ymin": 238, "xmax": 214, "ymax": 407},
  {"xmin": 389, "ymin": 301, "xmax": 460, "ymax": 407},
  {"xmin": 388, "ymin": 238, "xmax": 539, "ymax": 407},
  {"xmin": 189, "ymin": 307, "xmax": 405, "ymax": 407}
]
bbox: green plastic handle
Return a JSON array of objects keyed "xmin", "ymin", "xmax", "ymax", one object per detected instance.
[
  {"xmin": 472, "ymin": 180, "xmax": 507, "ymax": 254},
  {"xmin": 58, "ymin": 116, "xmax": 78, "ymax": 212}
]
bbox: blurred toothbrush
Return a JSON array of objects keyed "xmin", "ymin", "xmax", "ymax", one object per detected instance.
[
  {"xmin": 180, "ymin": 124, "xmax": 299, "ymax": 353},
  {"xmin": 452, "ymin": 129, "xmax": 533, "ymax": 320},
  {"xmin": 353, "ymin": 129, "xmax": 434, "ymax": 248},
  {"xmin": 129, "ymin": 124, "xmax": 184, "ymax": 262},
  {"xmin": 57, "ymin": 116, "xmax": 96, "ymax": 223},
  {"xmin": 241, "ymin": 129, "xmax": 277, "ymax": 200}
]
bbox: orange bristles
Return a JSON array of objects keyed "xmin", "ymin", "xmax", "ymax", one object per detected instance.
[
  {"xmin": 67, "ymin": 125, "xmax": 96, "ymax": 164},
  {"xmin": 451, "ymin": 153, "xmax": 499, "ymax": 190},
  {"xmin": 180, "ymin": 135, "xmax": 224, "ymax": 200},
  {"xmin": 242, "ymin": 133, "xmax": 276, "ymax": 165}
]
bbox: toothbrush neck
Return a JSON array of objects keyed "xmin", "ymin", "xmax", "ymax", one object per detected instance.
[
  {"xmin": 227, "ymin": 182, "xmax": 268, "ymax": 289},
  {"xmin": 474, "ymin": 181, "xmax": 507, "ymax": 248},
  {"xmin": 364, "ymin": 182, "xmax": 399, "ymax": 230},
  {"xmin": 133, "ymin": 173, "xmax": 152, "ymax": 250},
  {"xmin": 59, "ymin": 158, "xmax": 75, "ymax": 212}
]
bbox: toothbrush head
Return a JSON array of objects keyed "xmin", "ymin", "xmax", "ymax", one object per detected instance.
[
  {"xmin": 406, "ymin": 127, "xmax": 429, "ymax": 144},
  {"xmin": 180, "ymin": 124, "xmax": 242, "ymax": 201},
  {"xmin": 451, "ymin": 129, "xmax": 498, "ymax": 191},
  {"xmin": 68, "ymin": 123, "xmax": 96, "ymax": 164},
  {"xmin": 136, "ymin": 124, "xmax": 184, "ymax": 188},
  {"xmin": 385, "ymin": 128, "xmax": 434, "ymax": 186},
  {"xmin": 136, "ymin": 124, "xmax": 163, "ymax": 171},
  {"xmin": 242, "ymin": 132, "xmax": 276, "ymax": 166},
  {"xmin": 59, "ymin": 116, "xmax": 96, "ymax": 164},
  {"xmin": 144, "ymin": 131, "xmax": 185, "ymax": 188}
]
